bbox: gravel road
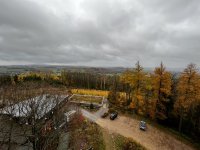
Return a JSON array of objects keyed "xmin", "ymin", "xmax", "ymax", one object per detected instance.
[{"xmin": 82, "ymin": 109, "xmax": 195, "ymax": 150}]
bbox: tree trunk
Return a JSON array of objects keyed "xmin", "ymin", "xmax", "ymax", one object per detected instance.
[
  {"xmin": 7, "ymin": 121, "xmax": 14, "ymax": 150},
  {"xmin": 178, "ymin": 108, "xmax": 183, "ymax": 133},
  {"xmin": 100, "ymin": 77, "xmax": 103, "ymax": 90},
  {"xmin": 103, "ymin": 77, "xmax": 106, "ymax": 90},
  {"xmin": 32, "ymin": 123, "xmax": 37, "ymax": 150}
]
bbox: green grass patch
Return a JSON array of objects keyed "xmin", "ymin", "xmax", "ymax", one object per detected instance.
[
  {"xmin": 69, "ymin": 117, "xmax": 105, "ymax": 150},
  {"xmin": 113, "ymin": 134, "xmax": 146, "ymax": 150}
]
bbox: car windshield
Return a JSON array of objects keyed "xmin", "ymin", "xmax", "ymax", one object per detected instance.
[
  {"xmin": 140, "ymin": 121, "xmax": 146, "ymax": 126},
  {"xmin": 111, "ymin": 114, "xmax": 115, "ymax": 117}
]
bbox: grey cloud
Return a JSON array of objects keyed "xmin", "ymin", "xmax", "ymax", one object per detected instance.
[{"xmin": 0, "ymin": 0, "xmax": 200, "ymax": 68}]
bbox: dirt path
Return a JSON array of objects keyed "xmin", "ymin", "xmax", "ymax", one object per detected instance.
[
  {"xmin": 102, "ymin": 129, "xmax": 116, "ymax": 150},
  {"xmin": 96, "ymin": 116, "xmax": 194, "ymax": 150},
  {"xmin": 82, "ymin": 109, "xmax": 195, "ymax": 150}
]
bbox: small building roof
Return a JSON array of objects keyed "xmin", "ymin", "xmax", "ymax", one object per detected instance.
[{"xmin": 0, "ymin": 94, "xmax": 68, "ymax": 119}]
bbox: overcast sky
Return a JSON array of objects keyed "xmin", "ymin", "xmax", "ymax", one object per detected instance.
[{"xmin": 0, "ymin": 0, "xmax": 200, "ymax": 68}]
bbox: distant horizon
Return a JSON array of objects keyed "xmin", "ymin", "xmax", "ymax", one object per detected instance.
[
  {"xmin": 0, "ymin": 64, "xmax": 186, "ymax": 72},
  {"xmin": 0, "ymin": 61, "xmax": 198, "ymax": 69}
]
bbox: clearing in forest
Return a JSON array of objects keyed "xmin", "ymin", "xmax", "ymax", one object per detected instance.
[
  {"xmin": 70, "ymin": 94, "xmax": 103, "ymax": 104},
  {"xmin": 71, "ymin": 89, "xmax": 109, "ymax": 97}
]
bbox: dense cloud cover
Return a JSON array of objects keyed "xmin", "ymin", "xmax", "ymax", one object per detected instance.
[{"xmin": 0, "ymin": 0, "xmax": 200, "ymax": 68}]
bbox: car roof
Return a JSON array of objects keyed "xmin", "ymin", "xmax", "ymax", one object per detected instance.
[{"xmin": 111, "ymin": 112, "xmax": 117, "ymax": 114}]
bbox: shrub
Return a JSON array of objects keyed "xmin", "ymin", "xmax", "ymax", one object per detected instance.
[
  {"xmin": 108, "ymin": 108, "xmax": 115, "ymax": 113},
  {"xmin": 101, "ymin": 112, "xmax": 109, "ymax": 118},
  {"xmin": 90, "ymin": 103, "xmax": 94, "ymax": 109}
]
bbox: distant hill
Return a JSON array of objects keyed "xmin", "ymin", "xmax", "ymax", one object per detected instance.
[
  {"xmin": 0, "ymin": 65, "xmax": 127, "ymax": 75},
  {"xmin": 0, "ymin": 65, "xmax": 182, "ymax": 75}
]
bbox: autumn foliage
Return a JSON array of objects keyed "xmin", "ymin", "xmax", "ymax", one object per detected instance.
[
  {"xmin": 0, "ymin": 62, "xmax": 200, "ymax": 141},
  {"xmin": 151, "ymin": 63, "xmax": 172, "ymax": 120},
  {"xmin": 109, "ymin": 62, "xmax": 200, "ymax": 141},
  {"xmin": 174, "ymin": 64, "xmax": 200, "ymax": 132}
]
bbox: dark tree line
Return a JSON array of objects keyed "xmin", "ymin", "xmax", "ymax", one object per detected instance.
[
  {"xmin": 0, "ymin": 72, "xmax": 124, "ymax": 91},
  {"xmin": 60, "ymin": 71, "xmax": 123, "ymax": 90}
]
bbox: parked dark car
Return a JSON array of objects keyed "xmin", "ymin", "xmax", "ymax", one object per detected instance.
[
  {"xmin": 101, "ymin": 112, "xmax": 109, "ymax": 118},
  {"xmin": 110, "ymin": 112, "xmax": 118, "ymax": 120},
  {"xmin": 139, "ymin": 121, "xmax": 147, "ymax": 131}
]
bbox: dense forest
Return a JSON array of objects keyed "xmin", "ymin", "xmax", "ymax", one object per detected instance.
[
  {"xmin": 108, "ymin": 62, "xmax": 200, "ymax": 143},
  {"xmin": 0, "ymin": 62, "xmax": 200, "ymax": 143}
]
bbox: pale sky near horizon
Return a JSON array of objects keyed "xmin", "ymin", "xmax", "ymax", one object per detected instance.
[{"xmin": 0, "ymin": 0, "xmax": 200, "ymax": 68}]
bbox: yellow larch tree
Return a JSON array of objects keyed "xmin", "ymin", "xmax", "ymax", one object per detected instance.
[
  {"xmin": 131, "ymin": 61, "xmax": 146, "ymax": 115},
  {"xmin": 120, "ymin": 61, "xmax": 146, "ymax": 115},
  {"xmin": 151, "ymin": 62, "xmax": 172, "ymax": 120},
  {"xmin": 120, "ymin": 69, "xmax": 134, "ymax": 107},
  {"xmin": 174, "ymin": 63, "xmax": 200, "ymax": 132}
]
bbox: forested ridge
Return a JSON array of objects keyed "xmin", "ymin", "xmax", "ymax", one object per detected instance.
[{"xmin": 0, "ymin": 62, "xmax": 200, "ymax": 143}]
